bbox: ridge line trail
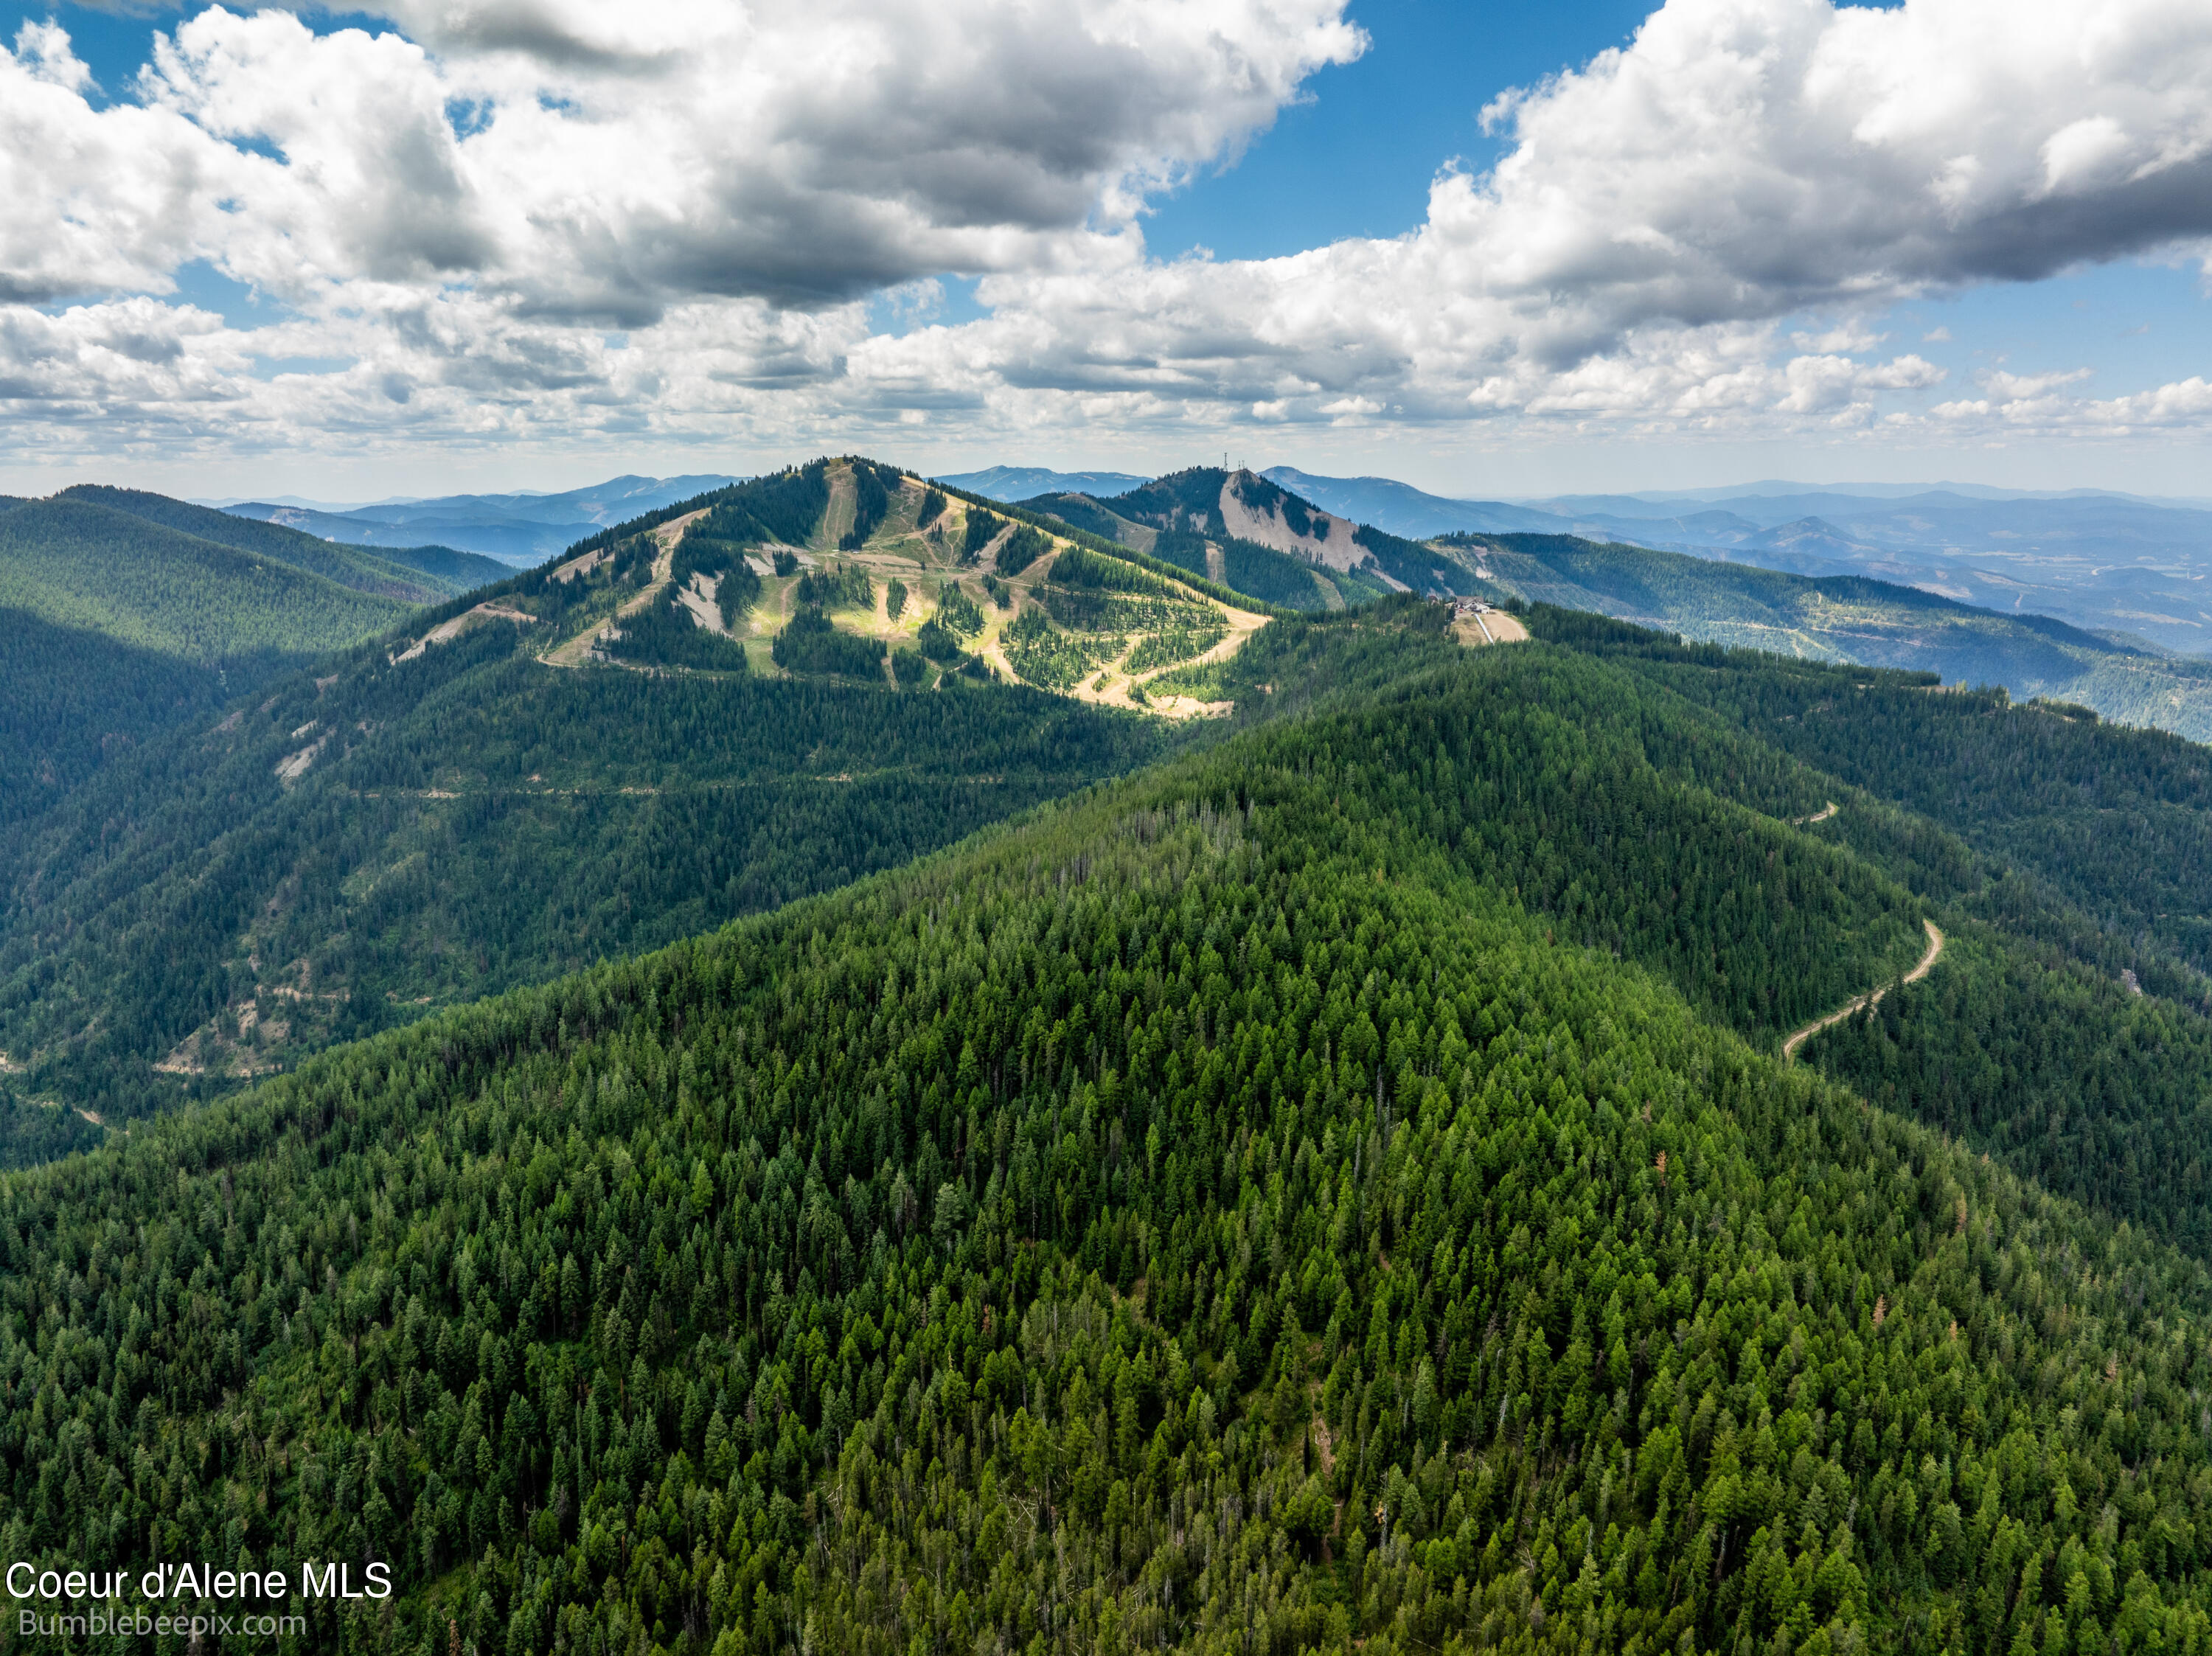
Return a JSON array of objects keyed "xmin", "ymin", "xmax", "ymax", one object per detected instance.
[{"xmin": 1781, "ymin": 917, "xmax": 1944, "ymax": 1063}]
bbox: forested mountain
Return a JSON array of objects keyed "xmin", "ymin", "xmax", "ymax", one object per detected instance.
[
  {"xmin": 0, "ymin": 495, "xmax": 413, "ymax": 845},
  {"xmin": 0, "ymin": 496, "xmax": 417, "ymax": 661},
  {"xmin": 1016, "ymin": 479, "xmax": 2212, "ymax": 745},
  {"xmin": 0, "ymin": 616, "xmax": 1176, "ymax": 1147},
  {"xmin": 14, "ymin": 455, "xmax": 2212, "ymax": 1655},
  {"xmin": 10, "ymin": 453, "xmax": 2212, "ymax": 1175},
  {"xmin": 14, "ymin": 598, "xmax": 2212, "ymax": 1656},
  {"xmin": 0, "ymin": 609, "xmax": 240, "ymax": 829},
  {"xmin": 0, "ymin": 457, "xmax": 1279, "ymax": 1150},
  {"xmin": 1251, "ymin": 470, "xmax": 2212, "ymax": 660}
]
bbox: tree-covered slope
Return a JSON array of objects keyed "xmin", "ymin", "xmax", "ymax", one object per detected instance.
[
  {"xmin": 0, "ymin": 496, "xmax": 415, "ymax": 661},
  {"xmin": 0, "ymin": 607, "xmax": 242, "ymax": 829},
  {"xmin": 0, "ymin": 490, "xmax": 505, "ymax": 844},
  {"xmin": 1464, "ymin": 531, "xmax": 2212, "ymax": 742},
  {"xmin": 0, "ymin": 615, "xmax": 1177, "ymax": 1134},
  {"xmin": 1524, "ymin": 609, "xmax": 2212, "ymax": 1262},
  {"xmin": 5, "ymin": 577, "xmax": 1967, "ymax": 1125},
  {"xmin": 1558, "ymin": 621, "xmax": 2212, "ymax": 977},
  {"xmin": 7, "ymin": 664, "xmax": 2212, "ymax": 1656}
]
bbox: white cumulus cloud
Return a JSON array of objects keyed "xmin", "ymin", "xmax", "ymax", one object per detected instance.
[{"xmin": 3, "ymin": 0, "xmax": 2212, "ymax": 475}]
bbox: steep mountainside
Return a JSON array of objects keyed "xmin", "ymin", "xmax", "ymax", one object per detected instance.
[
  {"xmin": 1524, "ymin": 609, "xmax": 2212, "ymax": 1256},
  {"xmin": 0, "ymin": 609, "xmax": 240, "ymax": 829},
  {"xmin": 0, "ymin": 620, "xmax": 1178, "ymax": 1143},
  {"xmin": 1462, "ymin": 531, "xmax": 2212, "ymax": 740},
  {"xmin": 10, "ymin": 615, "xmax": 2212, "ymax": 1656},
  {"xmin": 17, "ymin": 450, "xmax": 2212, "ymax": 1183},
  {"xmin": 0, "ymin": 487, "xmax": 512, "ymax": 838},
  {"xmin": 554, "ymin": 458, "xmax": 1290, "ymax": 715}
]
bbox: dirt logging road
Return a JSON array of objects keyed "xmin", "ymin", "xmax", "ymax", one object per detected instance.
[{"xmin": 1781, "ymin": 917, "xmax": 1945, "ymax": 1063}]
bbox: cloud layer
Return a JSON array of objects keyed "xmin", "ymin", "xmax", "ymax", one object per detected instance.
[{"xmin": 4, "ymin": 0, "xmax": 2212, "ymax": 476}]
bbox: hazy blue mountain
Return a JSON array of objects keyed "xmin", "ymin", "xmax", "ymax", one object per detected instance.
[
  {"xmin": 1256, "ymin": 466, "xmax": 1568, "ymax": 537},
  {"xmin": 937, "ymin": 465, "xmax": 1150, "ymax": 500},
  {"xmin": 198, "ymin": 493, "xmax": 417, "ymax": 511},
  {"xmin": 1256, "ymin": 467, "xmax": 2212, "ymax": 655},
  {"xmin": 223, "ymin": 473, "xmax": 739, "ymax": 563},
  {"xmin": 1540, "ymin": 479, "xmax": 2212, "ymax": 507},
  {"xmin": 1458, "ymin": 529, "xmax": 2212, "ymax": 741},
  {"xmin": 1515, "ymin": 489, "xmax": 2212, "ymax": 654}
]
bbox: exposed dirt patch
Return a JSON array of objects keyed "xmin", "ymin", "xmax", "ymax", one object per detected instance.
[
  {"xmin": 1218, "ymin": 472, "xmax": 1366, "ymax": 571},
  {"xmin": 392, "ymin": 601, "xmax": 538, "ymax": 664},
  {"xmin": 274, "ymin": 731, "xmax": 330, "ymax": 783},
  {"xmin": 675, "ymin": 573, "xmax": 725, "ymax": 633},
  {"xmin": 1450, "ymin": 606, "xmax": 1529, "ymax": 646},
  {"xmin": 547, "ymin": 547, "xmax": 609, "ymax": 584},
  {"xmin": 980, "ymin": 521, "xmax": 1025, "ymax": 574},
  {"xmin": 541, "ymin": 511, "xmax": 703, "ymax": 667}
]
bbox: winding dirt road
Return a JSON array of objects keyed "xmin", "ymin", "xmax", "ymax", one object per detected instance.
[{"xmin": 1781, "ymin": 917, "xmax": 1944, "ymax": 1063}]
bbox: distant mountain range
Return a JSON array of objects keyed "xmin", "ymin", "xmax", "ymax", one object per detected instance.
[
  {"xmin": 237, "ymin": 461, "xmax": 2212, "ymax": 656},
  {"xmin": 936, "ymin": 465, "xmax": 1150, "ymax": 501},
  {"xmin": 1265, "ymin": 468, "xmax": 2212, "ymax": 656},
  {"xmin": 948, "ymin": 463, "xmax": 2212, "ymax": 657},
  {"xmin": 218, "ymin": 473, "xmax": 740, "ymax": 563}
]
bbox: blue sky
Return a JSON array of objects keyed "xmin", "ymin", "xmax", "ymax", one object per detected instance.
[
  {"xmin": 1141, "ymin": 0, "xmax": 1659, "ymax": 262},
  {"xmin": 1, "ymin": 0, "xmax": 2209, "ymax": 499},
  {"xmin": 1135, "ymin": 0, "xmax": 2205, "ymax": 378}
]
